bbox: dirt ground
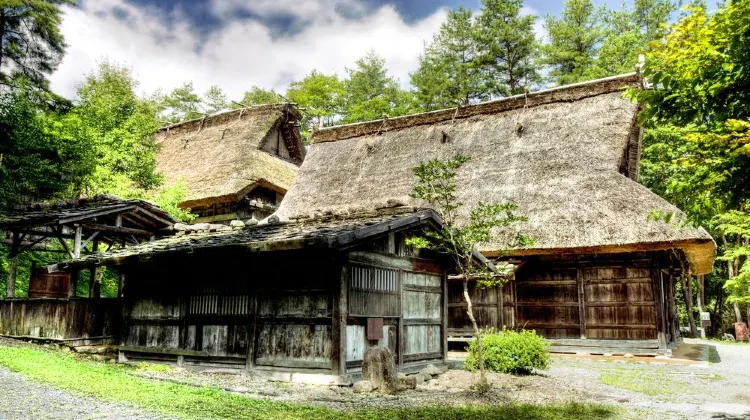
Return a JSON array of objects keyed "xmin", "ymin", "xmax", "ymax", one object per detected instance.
[{"xmin": 134, "ymin": 339, "xmax": 750, "ymax": 419}]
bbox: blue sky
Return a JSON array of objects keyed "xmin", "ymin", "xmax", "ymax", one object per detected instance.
[{"xmin": 51, "ymin": 1, "xmax": 700, "ymax": 101}]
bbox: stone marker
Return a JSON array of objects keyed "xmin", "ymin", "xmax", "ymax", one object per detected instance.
[
  {"xmin": 361, "ymin": 347, "xmax": 398, "ymax": 394},
  {"xmin": 419, "ymin": 364, "xmax": 443, "ymax": 378}
]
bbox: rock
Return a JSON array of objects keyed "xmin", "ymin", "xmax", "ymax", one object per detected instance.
[
  {"xmin": 174, "ymin": 223, "xmax": 190, "ymax": 231},
  {"xmin": 415, "ymin": 373, "xmax": 431, "ymax": 385},
  {"xmin": 352, "ymin": 380, "xmax": 374, "ymax": 393},
  {"xmin": 176, "ymin": 231, "xmax": 185, "ymax": 236},
  {"xmin": 90, "ymin": 354, "xmax": 107, "ymax": 362},
  {"xmin": 397, "ymin": 373, "xmax": 408, "ymax": 381},
  {"xmin": 398, "ymin": 375, "xmax": 417, "ymax": 390},
  {"xmin": 230, "ymin": 220, "xmax": 245, "ymax": 228},
  {"xmin": 623, "ymin": 353, "xmax": 634, "ymax": 358},
  {"xmin": 361, "ymin": 347, "xmax": 398, "ymax": 394},
  {"xmin": 419, "ymin": 364, "xmax": 443, "ymax": 378},
  {"xmin": 246, "ymin": 218, "xmax": 259, "ymax": 226},
  {"xmin": 267, "ymin": 215, "xmax": 280, "ymax": 225},
  {"xmin": 209, "ymin": 224, "xmax": 231, "ymax": 232},
  {"xmin": 192, "ymin": 223, "xmax": 210, "ymax": 231},
  {"xmin": 603, "ymin": 353, "xmax": 613, "ymax": 357}
]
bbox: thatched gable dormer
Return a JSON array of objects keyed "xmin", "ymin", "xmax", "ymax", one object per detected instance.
[
  {"xmin": 275, "ymin": 73, "xmax": 714, "ymax": 276},
  {"xmin": 156, "ymin": 103, "xmax": 305, "ymax": 224}
]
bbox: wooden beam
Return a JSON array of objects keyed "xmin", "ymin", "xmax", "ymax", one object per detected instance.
[
  {"xmin": 577, "ymin": 268, "xmax": 586, "ymax": 339},
  {"xmin": 81, "ymin": 231, "xmax": 100, "ymax": 250},
  {"xmin": 133, "ymin": 207, "xmax": 173, "ymax": 226},
  {"xmin": 89, "ymin": 240, "xmax": 99, "ymax": 298},
  {"xmin": 7, "ymin": 231, "xmax": 19, "ymax": 298},
  {"xmin": 58, "ymin": 205, "xmax": 135, "ymax": 224},
  {"xmin": 54, "ymin": 227, "xmax": 74, "ymax": 259},
  {"xmin": 78, "ymin": 223, "xmax": 153, "ymax": 237}
]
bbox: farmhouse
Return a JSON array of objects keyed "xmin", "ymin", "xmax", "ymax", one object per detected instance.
[
  {"xmin": 273, "ymin": 73, "xmax": 716, "ymax": 354},
  {"xmin": 156, "ymin": 103, "xmax": 305, "ymax": 224},
  {"xmin": 59, "ymin": 208, "xmax": 462, "ymax": 381}
]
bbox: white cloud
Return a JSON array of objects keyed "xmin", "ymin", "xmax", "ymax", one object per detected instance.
[{"xmin": 50, "ymin": 0, "xmax": 447, "ymax": 100}]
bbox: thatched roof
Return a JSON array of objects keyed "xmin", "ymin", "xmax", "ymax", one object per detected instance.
[
  {"xmin": 275, "ymin": 74, "xmax": 716, "ymax": 275},
  {"xmin": 156, "ymin": 103, "xmax": 305, "ymax": 208},
  {"xmin": 56, "ymin": 208, "xmax": 443, "ymax": 270}
]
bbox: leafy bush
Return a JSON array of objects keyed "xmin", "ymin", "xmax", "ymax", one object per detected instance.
[{"xmin": 465, "ymin": 329, "xmax": 551, "ymax": 375}]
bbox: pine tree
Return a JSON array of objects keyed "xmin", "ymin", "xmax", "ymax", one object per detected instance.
[
  {"xmin": 475, "ymin": 0, "xmax": 540, "ymax": 97},
  {"xmin": 343, "ymin": 51, "xmax": 415, "ymax": 123},
  {"xmin": 542, "ymin": 0, "xmax": 604, "ymax": 85},
  {"xmin": 411, "ymin": 7, "xmax": 485, "ymax": 111},
  {"xmin": 0, "ymin": 0, "xmax": 75, "ymax": 93},
  {"xmin": 203, "ymin": 85, "xmax": 227, "ymax": 114}
]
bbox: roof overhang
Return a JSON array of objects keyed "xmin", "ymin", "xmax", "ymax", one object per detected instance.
[{"xmin": 484, "ymin": 238, "xmax": 717, "ymax": 275}]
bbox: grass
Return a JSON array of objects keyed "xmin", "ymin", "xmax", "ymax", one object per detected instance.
[
  {"xmin": 0, "ymin": 346, "xmax": 622, "ymax": 420},
  {"xmin": 599, "ymin": 367, "xmax": 722, "ymax": 397}
]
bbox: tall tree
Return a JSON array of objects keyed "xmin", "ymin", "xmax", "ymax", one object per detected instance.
[
  {"xmin": 0, "ymin": 91, "xmax": 86, "ymax": 210},
  {"xmin": 411, "ymin": 7, "xmax": 485, "ymax": 111},
  {"xmin": 590, "ymin": 0, "xmax": 677, "ymax": 78},
  {"xmin": 542, "ymin": 0, "xmax": 604, "ymax": 85},
  {"xmin": 54, "ymin": 61, "xmax": 162, "ymax": 195},
  {"xmin": 235, "ymin": 85, "xmax": 281, "ymax": 107},
  {"xmin": 286, "ymin": 70, "xmax": 345, "ymax": 135},
  {"xmin": 343, "ymin": 51, "xmax": 415, "ymax": 123},
  {"xmin": 202, "ymin": 85, "xmax": 227, "ymax": 114},
  {"xmin": 0, "ymin": 0, "xmax": 74, "ymax": 93},
  {"xmin": 634, "ymin": 0, "xmax": 750, "ymax": 328},
  {"xmin": 475, "ymin": 0, "xmax": 540, "ymax": 97}
]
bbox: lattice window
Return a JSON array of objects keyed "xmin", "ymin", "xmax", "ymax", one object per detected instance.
[{"xmin": 348, "ymin": 264, "xmax": 400, "ymax": 317}]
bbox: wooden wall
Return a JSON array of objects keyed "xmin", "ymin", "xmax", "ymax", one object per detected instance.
[
  {"xmin": 120, "ymin": 250, "xmax": 337, "ymax": 371},
  {"xmin": 0, "ymin": 298, "xmax": 120, "ymax": 342},
  {"xmin": 447, "ymin": 253, "xmax": 673, "ymax": 349},
  {"xmin": 343, "ymin": 232, "xmax": 447, "ymax": 372}
]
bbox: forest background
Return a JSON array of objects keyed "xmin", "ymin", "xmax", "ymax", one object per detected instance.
[{"xmin": 0, "ymin": 0, "xmax": 748, "ymax": 337}]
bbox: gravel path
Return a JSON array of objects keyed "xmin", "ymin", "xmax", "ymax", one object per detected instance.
[{"xmin": 0, "ymin": 365, "xmax": 167, "ymax": 420}]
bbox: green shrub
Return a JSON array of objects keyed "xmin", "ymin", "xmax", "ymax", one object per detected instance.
[{"xmin": 464, "ymin": 329, "xmax": 551, "ymax": 375}]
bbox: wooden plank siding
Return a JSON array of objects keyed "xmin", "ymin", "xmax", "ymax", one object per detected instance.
[
  {"xmin": 446, "ymin": 253, "xmax": 675, "ymax": 351},
  {"xmin": 116, "ymin": 234, "xmax": 449, "ymax": 377}
]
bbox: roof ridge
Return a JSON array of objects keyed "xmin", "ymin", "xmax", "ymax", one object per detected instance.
[
  {"xmin": 312, "ymin": 73, "xmax": 641, "ymax": 144},
  {"xmin": 158, "ymin": 102, "xmax": 296, "ymax": 133}
]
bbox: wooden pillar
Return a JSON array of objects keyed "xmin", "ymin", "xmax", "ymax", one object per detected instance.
[
  {"xmin": 577, "ymin": 269, "xmax": 586, "ymax": 339},
  {"xmin": 7, "ymin": 231, "xmax": 19, "ymax": 298},
  {"xmin": 89, "ymin": 240, "xmax": 99, "ymax": 298},
  {"xmin": 245, "ymin": 291, "xmax": 258, "ymax": 372},
  {"xmin": 331, "ymin": 263, "xmax": 348, "ymax": 376},
  {"xmin": 653, "ymin": 267, "xmax": 667, "ymax": 349},
  {"xmin": 443, "ymin": 273, "xmax": 448, "ymax": 363},
  {"xmin": 117, "ymin": 273, "xmax": 125, "ymax": 298}
]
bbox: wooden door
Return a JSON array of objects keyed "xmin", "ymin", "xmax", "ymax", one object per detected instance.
[
  {"xmin": 582, "ymin": 266, "xmax": 657, "ymax": 339},
  {"xmin": 515, "ymin": 266, "xmax": 581, "ymax": 338}
]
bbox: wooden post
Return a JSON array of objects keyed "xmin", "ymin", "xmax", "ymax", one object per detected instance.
[
  {"xmin": 117, "ymin": 273, "xmax": 125, "ymax": 298},
  {"xmin": 653, "ymin": 267, "xmax": 667, "ymax": 350},
  {"xmin": 246, "ymin": 291, "xmax": 258, "ymax": 372},
  {"xmin": 577, "ymin": 269, "xmax": 586, "ymax": 339},
  {"xmin": 7, "ymin": 231, "xmax": 19, "ymax": 298},
  {"xmin": 89, "ymin": 240, "xmax": 99, "ymax": 298},
  {"xmin": 443, "ymin": 272, "xmax": 448, "ymax": 363},
  {"xmin": 331, "ymin": 263, "xmax": 348, "ymax": 376},
  {"xmin": 497, "ymin": 286, "xmax": 504, "ymax": 329}
]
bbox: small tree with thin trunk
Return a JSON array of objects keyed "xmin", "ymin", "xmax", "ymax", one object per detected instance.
[{"xmin": 406, "ymin": 154, "xmax": 531, "ymax": 391}]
